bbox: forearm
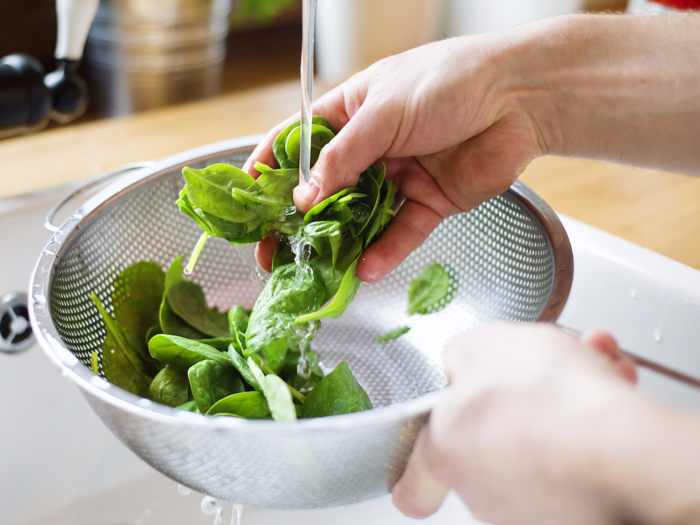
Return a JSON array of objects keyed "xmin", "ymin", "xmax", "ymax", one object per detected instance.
[
  {"xmin": 580, "ymin": 394, "xmax": 700, "ymax": 524},
  {"xmin": 505, "ymin": 13, "xmax": 700, "ymax": 175}
]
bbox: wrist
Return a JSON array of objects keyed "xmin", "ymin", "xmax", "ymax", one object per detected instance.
[{"xmin": 578, "ymin": 392, "xmax": 700, "ymax": 525}]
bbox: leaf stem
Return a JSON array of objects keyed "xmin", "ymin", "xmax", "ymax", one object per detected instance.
[{"xmin": 185, "ymin": 232, "xmax": 210, "ymax": 275}]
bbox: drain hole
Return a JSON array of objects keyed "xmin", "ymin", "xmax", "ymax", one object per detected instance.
[{"xmin": 0, "ymin": 312, "xmax": 11, "ymax": 340}]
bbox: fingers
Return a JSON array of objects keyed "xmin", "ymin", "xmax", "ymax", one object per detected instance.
[
  {"xmin": 580, "ymin": 329, "xmax": 637, "ymax": 384},
  {"xmin": 356, "ymin": 200, "xmax": 443, "ymax": 283},
  {"xmin": 255, "ymin": 235, "xmax": 279, "ymax": 274},
  {"xmin": 294, "ymin": 101, "xmax": 398, "ymax": 213},
  {"xmin": 392, "ymin": 429, "xmax": 451, "ymax": 519}
]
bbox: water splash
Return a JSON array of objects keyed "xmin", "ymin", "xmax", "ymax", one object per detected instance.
[
  {"xmin": 629, "ymin": 289, "xmax": 637, "ymax": 299},
  {"xmin": 177, "ymin": 483, "xmax": 193, "ymax": 496},
  {"xmin": 652, "ymin": 329, "xmax": 662, "ymax": 342},
  {"xmin": 201, "ymin": 496, "xmax": 218, "ymax": 515},
  {"xmin": 231, "ymin": 504, "xmax": 244, "ymax": 525}
]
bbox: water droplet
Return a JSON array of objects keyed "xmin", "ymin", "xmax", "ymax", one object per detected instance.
[
  {"xmin": 653, "ymin": 329, "xmax": 662, "ymax": 342},
  {"xmin": 231, "ymin": 504, "xmax": 243, "ymax": 525},
  {"xmin": 178, "ymin": 483, "xmax": 193, "ymax": 496},
  {"xmin": 214, "ymin": 505, "xmax": 224, "ymax": 525},
  {"xmin": 630, "ymin": 289, "xmax": 637, "ymax": 299},
  {"xmin": 201, "ymin": 496, "xmax": 218, "ymax": 515}
]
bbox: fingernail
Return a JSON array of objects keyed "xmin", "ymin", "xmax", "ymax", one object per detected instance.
[{"xmin": 295, "ymin": 182, "xmax": 320, "ymax": 209}]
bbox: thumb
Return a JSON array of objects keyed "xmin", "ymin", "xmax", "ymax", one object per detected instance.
[{"xmin": 294, "ymin": 103, "xmax": 397, "ymax": 213}]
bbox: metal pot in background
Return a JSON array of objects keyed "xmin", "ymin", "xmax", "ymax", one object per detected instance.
[{"xmin": 84, "ymin": 0, "xmax": 231, "ymax": 117}]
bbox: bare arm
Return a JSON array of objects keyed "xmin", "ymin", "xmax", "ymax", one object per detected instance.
[{"xmin": 246, "ymin": 13, "xmax": 700, "ymax": 282}]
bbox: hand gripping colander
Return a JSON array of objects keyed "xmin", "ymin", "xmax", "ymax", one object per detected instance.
[{"xmin": 29, "ymin": 136, "xmax": 573, "ymax": 509}]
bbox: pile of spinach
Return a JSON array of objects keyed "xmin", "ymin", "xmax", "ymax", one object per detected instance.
[
  {"xmin": 87, "ymin": 117, "xmax": 399, "ymax": 421},
  {"xmin": 177, "ymin": 116, "xmax": 397, "ymax": 375},
  {"xmin": 90, "ymin": 257, "xmax": 370, "ymax": 420}
]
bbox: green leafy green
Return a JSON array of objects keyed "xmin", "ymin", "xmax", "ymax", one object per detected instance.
[
  {"xmin": 111, "ymin": 261, "xmax": 165, "ymax": 346},
  {"xmin": 188, "ymin": 359, "xmax": 245, "ymax": 414},
  {"xmin": 245, "ymin": 262, "xmax": 326, "ymax": 373},
  {"xmin": 376, "ymin": 326, "xmax": 411, "ymax": 343},
  {"xmin": 150, "ymin": 366, "xmax": 191, "ymax": 407},
  {"xmin": 148, "ymin": 335, "xmax": 233, "ymax": 372},
  {"xmin": 301, "ymin": 361, "xmax": 372, "ymax": 418},
  {"xmin": 90, "ymin": 294, "xmax": 154, "ymax": 398},
  {"xmin": 295, "ymin": 258, "xmax": 361, "ymax": 323},
  {"xmin": 207, "ymin": 391, "xmax": 271, "ymax": 418},
  {"xmin": 407, "ymin": 263, "xmax": 452, "ymax": 315},
  {"xmin": 228, "ymin": 344, "xmax": 262, "ymax": 391}
]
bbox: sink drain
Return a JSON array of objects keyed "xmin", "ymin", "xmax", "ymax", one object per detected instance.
[{"xmin": 0, "ymin": 292, "xmax": 34, "ymax": 353}]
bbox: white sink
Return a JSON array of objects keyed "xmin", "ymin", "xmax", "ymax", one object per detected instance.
[{"xmin": 2, "ymin": 185, "xmax": 700, "ymax": 525}]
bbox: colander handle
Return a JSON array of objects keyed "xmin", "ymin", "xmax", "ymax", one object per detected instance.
[
  {"xmin": 560, "ymin": 325, "xmax": 700, "ymax": 390},
  {"xmin": 45, "ymin": 161, "xmax": 156, "ymax": 232}
]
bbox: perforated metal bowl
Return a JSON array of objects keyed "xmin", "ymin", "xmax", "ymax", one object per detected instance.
[{"xmin": 29, "ymin": 136, "xmax": 573, "ymax": 509}]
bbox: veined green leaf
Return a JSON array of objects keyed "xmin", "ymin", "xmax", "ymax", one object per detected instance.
[{"xmin": 407, "ymin": 263, "xmax": 452, "ymax": 315}]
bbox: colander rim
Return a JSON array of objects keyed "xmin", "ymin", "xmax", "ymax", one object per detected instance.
[{"xmin": 29, "ymin": 135, "xmax": 572, "ymax": 430}]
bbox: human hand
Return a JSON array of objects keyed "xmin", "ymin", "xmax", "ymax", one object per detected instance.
[
  {"xmin": 244, "ymin": 34, "xmax": 547, "ymax": 281},
  {"xmin": 392, "ymin": 323, "xmax": 642, "ymax": 524}
]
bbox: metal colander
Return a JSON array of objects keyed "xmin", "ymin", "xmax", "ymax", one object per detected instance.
[{"xmin": 30, "ymin": 136, "xmax": 573, "ymax": 509}]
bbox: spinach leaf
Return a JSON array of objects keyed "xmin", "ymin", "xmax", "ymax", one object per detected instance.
[
  {"xmin": 182, "ymin": 164, "xmax": 257, "ymax": 223},
  {"xmin": 284, "ymin": 124, "xmax": 335, "ymax": 168},
  {"xmin": 148, "ymin": 335, "xmax": 233, "ymax": 372},
  {"xmin": 245, "ymin": 262, "xmax": 326, "ymax": 373},
  {"xmin": 206, "ymin": 391, "xmax": 271, "ymax": 419},
  {"xmin": 262, "ymin": 374, "xmax": 297, "ymax": 421},
  {"xmin": 247, "ymin": 357, "xmax": 297, "ymax": 420},
  {"xmin": 228, "ymin": 344, "xmax": 262, "ymax": 391},
  {"xmin": 273, "ymin": 116, "xmax": 337, "ymax": 169},
  {"xmin": 283, "ymin": 348, "xmax": 325, "ymax": 392},
  {"xmin": 188, "ymin": 359, "xmax": 245, "ymax": 414},
  {"xmin": 167, "ymin": 281, "xmax": 230, "ymax": 338},
  {"xmin": 160, "ymin": 257, "xmax": 230, "ymax": 338},
  {"xmin": 300, "ymin": 361, "xmax": 372, "ymax": 418},
  {"xmin": 150, "ymin": 366, "xmax": 191, "ymax": 407},
  {"xmin": 295, "ymin": 258, "xmax": 361, "ymax": 323},
  {"xmin": 90, "ymin": 294, "xmax": 154, "ymax": 398},
  {"xmin": 407, "ymin": 263, "xmax": 452, "ymax": 315},
  {"xmin": 176, "ymin": 400, "xmax": 200, "ymax": 413},
  {"xmin": 197, "ymin": 337, "xmax": 238, "ymax": 351},
  {"xmin": 146, "ymin": 324, "xmax": 163, "ymax": 344},
  {"xmin": 112, "ymin": 261, "xmax": 165, "ymax": 347},
  {"xmin": 177, "ymin": 187, "xmax": 263, "ymax": 245},
  {"xmin": 376, "ymin": 326, "xmax": 411, "ymax": 343},
  {"xmin": 160, "ymin": 295, "xmax": 207, "ymax": 340},
  {"xmin": 228, "ymin": 306, "xmax": 251, "ymax": 334}
]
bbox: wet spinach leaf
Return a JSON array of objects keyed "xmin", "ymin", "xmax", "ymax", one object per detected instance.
[
  {"xmin": 295, "ymin": 258, "xmax": 361, "ymax": 323},
  {"xmin": 228, "ymin": 306, "xmax": 251, "ymax": 334},
  {"xmin": 376, "ymin": 326, "xmax": 411, "ymax": 343},
  {"xmin": 245, "ymin": 262, "xmax": 326, "ymax": 373},
  {"xmin": 300, "ymin": 361, "xmax": 372, "ymax": 418},
  {"xmin": 207, "ymin": 391, "xmax": 271, "ymax": 419},
  {"xmin": 188, "ymin": 359, "xmax": 245, "ymax": 414},
  {"xmin": 228, "ymin": 344, "xmax": 262, "ymax": 391},
  {"xmin": 407, "ymin": 263, "xmax": 452, "ymax": 315},
  {"xmin": 247, "ymin": 357, "xmax": 297, "ymax": 421},
  {"xmin": 150, "ymin": 366, "xmax": 191, "ymax": 407},
  {"xmin": 148, "ymin": 335, "xmax": 233, "ymax": 372}
]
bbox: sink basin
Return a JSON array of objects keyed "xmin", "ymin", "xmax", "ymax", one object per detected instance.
[{"xmin": 2, "ymin": 180, "xmax": 700, "ymax": 525}]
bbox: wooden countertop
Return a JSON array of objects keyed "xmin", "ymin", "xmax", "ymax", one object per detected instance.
[{"xmin": 2, "ymin": 80, "xmax": 700, "ymax": 270}]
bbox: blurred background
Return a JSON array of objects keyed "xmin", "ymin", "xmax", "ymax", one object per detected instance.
[{"xmin": 0, "ymin": 0, "xmax": 631, "ymax": 130}]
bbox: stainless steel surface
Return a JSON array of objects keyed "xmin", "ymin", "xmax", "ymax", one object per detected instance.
[
  {"xmin": 0, "ymin": 292, "xmax": 34, "ymax": 354},
  {"xmin": 29, "ymin": 136, "xmax": 572, "ymax": 509},
  {"xmin": 84, "ymin": 0, "xmax": 231, "ymax": 116},
  {"xmin": 561, "ymin": 325, "xmax": 700, "ymax": 390},
  {"xmin": 45, "ymin": 162, "xmax": 155, "ymax": 232}
]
